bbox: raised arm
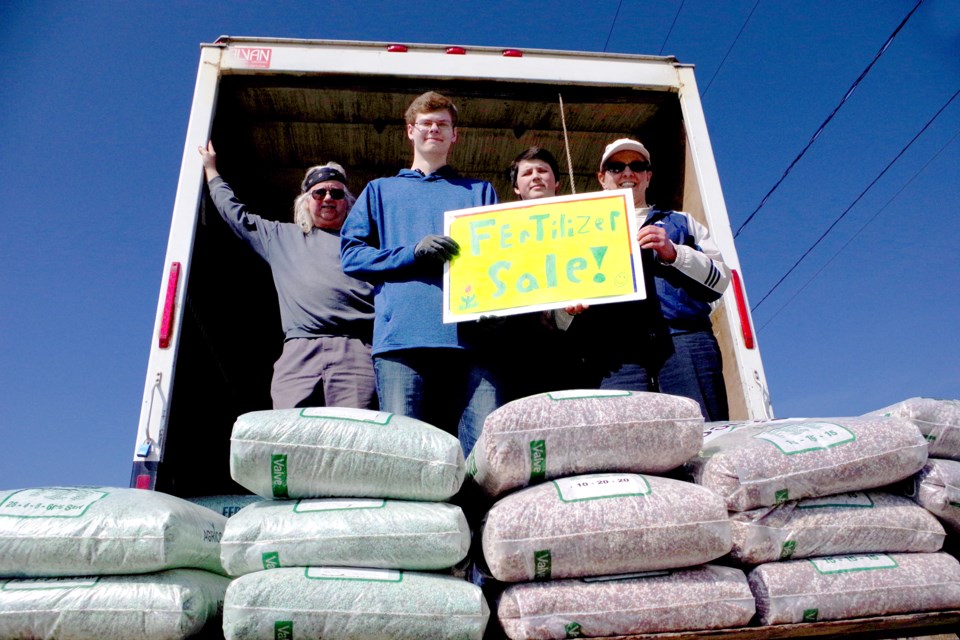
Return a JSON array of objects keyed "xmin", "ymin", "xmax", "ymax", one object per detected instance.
[
  {"xmin": 198, "ymin": 140, "xmax": 221, "ymax": 182},
  {"xmin": 197, "ymin": 141, "xmax": 277, "ymax": 260}
]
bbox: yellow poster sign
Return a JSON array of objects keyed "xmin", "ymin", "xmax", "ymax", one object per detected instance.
[{"xmin": 443, "ymin": 189, "xmax": 646, "ymax": 323}]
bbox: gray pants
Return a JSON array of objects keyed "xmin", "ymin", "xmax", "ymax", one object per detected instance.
[{"xmin": 271, "ymin": 336, "xmax": 377, "ymax": 410}]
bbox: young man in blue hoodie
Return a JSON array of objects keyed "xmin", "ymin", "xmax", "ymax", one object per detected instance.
[{"xmin": 340, "ymin": 91, "xmax": 500, "ymax": 456}]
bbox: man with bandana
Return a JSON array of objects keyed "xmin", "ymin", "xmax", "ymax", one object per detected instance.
[{"xmin": 199, "ymin": 142, "xmax": 376, "ymax": 410}]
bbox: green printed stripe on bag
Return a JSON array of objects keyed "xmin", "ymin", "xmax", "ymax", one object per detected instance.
[
  {"xmin": 275, "ymin": 620, "xmax": 293, "ymax": 640},
  {"xmin": 780, "ymin": 540, "xmax": 797, "ymax": 559},
  {"xmin": 534, "ymin": 549, "xmax": 551, "ymax": 580},
  {"xmin": 262, "ymin": 551, "xmax": 281, "ymax": 570},
  {"xmin": 271, "ymin": 454, "xmax": 289, "ymax": 498},
  {"xmin": 530, "ymin": 440, "xmax": 546, "ymax": 481}
]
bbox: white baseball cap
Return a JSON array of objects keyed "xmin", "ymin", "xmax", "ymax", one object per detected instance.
[{"xmin": 599, "ymin": 138, "xmax": 651, "ymax": 170}]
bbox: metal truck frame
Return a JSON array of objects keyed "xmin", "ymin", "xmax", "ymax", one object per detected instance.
[{"xmin": 130, "ymin": 37, "xmax": 772, "ymax": 495}]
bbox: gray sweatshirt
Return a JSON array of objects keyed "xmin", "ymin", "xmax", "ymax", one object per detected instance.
[{"xmin": 208, "ymin": 176, "xmax": 374, "ymax": 341}]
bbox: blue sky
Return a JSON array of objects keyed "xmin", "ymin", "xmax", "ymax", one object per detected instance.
[{"xmin": 2, "ymin": 1, "xmax": 958, "ymax": 490}]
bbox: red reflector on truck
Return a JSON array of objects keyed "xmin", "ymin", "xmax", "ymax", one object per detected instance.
[
  {"xmin": 502, "ymin": 49, "xmax": 523, "ymax": 57},
  {"xmin": 386, "ymin": 44, "xmax": 408, "ymax": 52},
  {"xmin": 731, "ymin": 269, "xmax": 755, "ymax": 349},
  {"xmin": 446, "ymin": 47, "xmax": 466, "ymax": 55},
  {"xmin": 158, "ymin": 262, "xmax": 181, "ymax": 349}
]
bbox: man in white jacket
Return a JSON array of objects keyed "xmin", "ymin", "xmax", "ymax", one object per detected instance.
[{"xmin": 596, "ymin": 138, "xmax": 731, "ymax": 420}]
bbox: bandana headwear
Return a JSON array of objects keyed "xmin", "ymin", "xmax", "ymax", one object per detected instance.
[{"xmin": 302, "ymin": 166, "xmax": 347, "ymax": 193}]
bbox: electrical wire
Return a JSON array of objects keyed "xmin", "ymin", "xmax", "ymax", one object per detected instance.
[
  {"xmin": 757, "ymin": 127, "xmax": 960, "ymax": 332},
  {"xmin": 734, "ymin": 0, "xmax": 924, "ymax": 238},
  {"xmin": 751, "ymin": 86, "xmax": 960, "ymax": 313},
  {"xmin": 659, "ymin": 0, "xmax": 686, "ymax": 55},
  {"xmin": 701, "ymin": 0, "xmax": 761, "ymax": 98},
  {"xmin": 603, "ymin": 0, "xmax": 624, "ymax": 52}
]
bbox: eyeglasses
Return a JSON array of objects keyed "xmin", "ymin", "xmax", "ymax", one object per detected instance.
[
  {"xmin": 604, "ymin": 161, "xmax": 650, "ymax": 174},
  {"xmin": 310, "ymin": 188, "xmax": 345, "ymax": 201},
  {"xmin": 413, "ymin": 119, "xmax": 453, "ymax": 132}
]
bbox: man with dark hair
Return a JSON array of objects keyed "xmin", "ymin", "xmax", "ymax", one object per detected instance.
[
  {"xmin": 340, "ymin": 91, "xmax": 501, "ymax": 455},
  {"xmin": 498, "ymin": 146, "xmax": 594, "ymax": 395},
  {"xmin": 509, "ymin": 146, "xmax": 561, "ymax": 200}
]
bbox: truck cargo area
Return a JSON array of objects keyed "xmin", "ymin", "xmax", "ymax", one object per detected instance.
[{"xmin": 134, "ymin": 39, "xmax": 769, "ymax": 497}]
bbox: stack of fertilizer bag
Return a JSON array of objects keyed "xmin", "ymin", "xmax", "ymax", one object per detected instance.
[
  {"xmin": 688, "ymin": 408, "xmax": 960, "ymax": 627},
  {"xmin": 868, "ymin": 398, "xmax": 960, "ymax": 548},
  {"xmin": 0, "ymin": 486, "xmax": 230, "ymax": 639},
  {"xmin": 466, "ymin": 389, "xmax": 757, "ymax": 640},
  {"xmin": 221, "ymin": 406, "xmax": 489, "ymax": 640}
]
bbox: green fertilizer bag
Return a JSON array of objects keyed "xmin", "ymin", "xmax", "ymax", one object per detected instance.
[
  {"xmin": 220, "ymin": 498, "xmax": 469, "ymax": 576},
  {"xmin": 0, "ymin": 569, "xmax": 229, "ymax": 640},
  {"xmin": 223, "ymin": 567, "xmax": 489, "ymax": 640},
  {"xmin": 0, "ymin": 487, "xmax": 226, "ymax": 577},
  {"xmin": 230, "ymin": 407, "xmax": 465, "ymax": 500}
]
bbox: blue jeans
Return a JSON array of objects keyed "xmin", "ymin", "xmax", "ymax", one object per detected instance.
[
  {"xmin": 374, "ymin": 349, "xmax": 503, "ymax": 457},
  {"xmin": 598, "ymin": 362, "xmax": 658, "ymax": 392},
  {"xmin": 658, "ymin": 330, "xmax": 729, "ymax": 421}
]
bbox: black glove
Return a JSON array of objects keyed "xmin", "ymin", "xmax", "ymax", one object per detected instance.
[
  {"xmin": 414, "ymin": 235, "xmax": 460, "ymax": 263},
  {"xmin": 476, "ymin": 314, "xmax": 507, "ymax": 330}
]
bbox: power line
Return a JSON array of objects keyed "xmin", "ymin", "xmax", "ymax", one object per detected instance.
[
  {"xmin": 603, "ymin": 0, "xmax": 624, "ymax": 52},
  {"xmin": 659, "ymin": 0, "xmax": 686, "ymax": 56},
  {"xmin": 757, "ymin": 127, "xmax": 960, "ymax": 332},
  {"xmin": 701, "ymin": 0, "xmax": 761, "ymax": 98},
  {"xmin": 751, "ymin": 86, "xmax": 960, "ymax": 314},
  {"xmin": 734, "ymin": 0, "xmax": 924, "ymax": 238}
]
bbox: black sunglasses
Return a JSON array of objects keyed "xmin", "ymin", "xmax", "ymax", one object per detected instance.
[
  {"xmin": 604, "ymin": 161, "xmax": 650, "ymax": 174},
  {"xmin": 310, "ymin": 188, "xmax": 345, "ymax": 201}
]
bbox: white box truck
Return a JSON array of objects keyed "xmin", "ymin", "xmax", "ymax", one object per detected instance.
[{"xmin": 130, "ymin": 37, "xmax": 772, "ymax": 494}]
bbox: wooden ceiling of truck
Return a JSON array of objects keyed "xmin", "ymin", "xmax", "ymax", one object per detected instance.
[{"xmin": 209, "ymin": 75, "xmax": 686, "ymax": 220}]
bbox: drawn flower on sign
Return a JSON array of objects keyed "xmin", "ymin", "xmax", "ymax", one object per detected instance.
[{"xmin": 459, "ymin": 285, "xmax": 477, "ymax": 311}]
